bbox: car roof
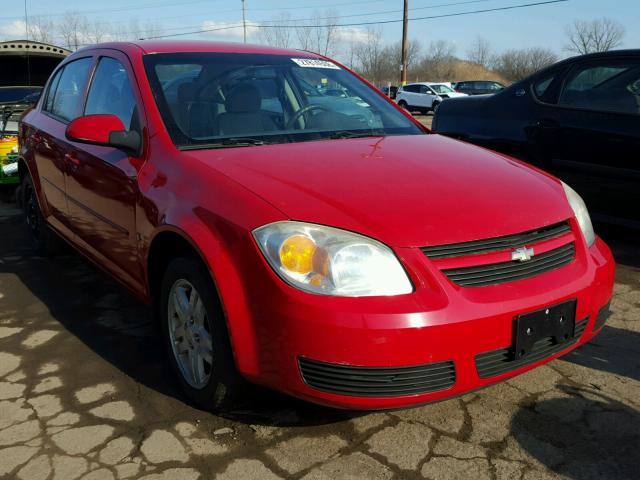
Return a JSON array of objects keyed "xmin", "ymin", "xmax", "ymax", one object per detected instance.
[{"xmin": 75, "ymin": 40, "xmax": 319, "ymax": 58}]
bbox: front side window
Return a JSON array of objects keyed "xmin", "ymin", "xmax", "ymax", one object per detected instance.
[
  {"xmin": 85, "ymin": 57, "xmax": 138, "ymax": 131},
  {"xmin": 558, "ymin": 60, "xmax": 640, "ymax": 115},
  {"xmin": 144, "ymin": 53, "xmax": 422, "ymax": 148},
  {"xmin": 48, "ymin": 57, "xmax": 93, "ymax": 122}
]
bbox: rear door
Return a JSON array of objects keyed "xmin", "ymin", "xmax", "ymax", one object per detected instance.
[
  {"xmin": 32, "ymin": 57, "xmax": 93, "ymax": 231},
  {"xmin": 63, "ymin": 51, "xmax": 145, "ymax": 291},
  {"xmin": 538, "ymin": 56, "xmax": 640, "ymax": 225}
]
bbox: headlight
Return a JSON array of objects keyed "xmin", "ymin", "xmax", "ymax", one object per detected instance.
[
  {"xmin": 562, "ymin": 182, "xmax": 595, "ymax": 247},
  {"xmin": 253, "ymin": 221, "xmax": 413, "ymax": 297}
]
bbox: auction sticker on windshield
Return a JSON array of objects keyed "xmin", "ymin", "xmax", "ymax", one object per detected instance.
[{"xmin": 292, "ymin": 58, "xmax": 340, "ymax": 69}]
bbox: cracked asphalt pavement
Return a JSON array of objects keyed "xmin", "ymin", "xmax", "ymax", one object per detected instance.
[{"xmin": 0, "ymin": 198, "xmax": 639, "ymax": 480}]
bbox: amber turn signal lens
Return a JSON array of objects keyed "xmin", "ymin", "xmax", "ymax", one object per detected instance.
[{"xmin": 280, "ymin": 235, "xmax": 316, "ymax": 274}]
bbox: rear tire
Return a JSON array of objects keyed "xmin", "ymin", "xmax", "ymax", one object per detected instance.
[
  {"xmin": 398, "ymin": 100, "xmax": 409, "ymax": 110},
  {"xmin": 21, "ymin": 175, "xmax": 61, "ymax": 257},
  {"xmin": 160, "ymin": 256, "xmax": 242, "ymax": 411}
]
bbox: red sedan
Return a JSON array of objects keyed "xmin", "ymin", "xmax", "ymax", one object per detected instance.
[{"xmin": 17, "ymin": 41, "xmax": 614, "ymax": 410}]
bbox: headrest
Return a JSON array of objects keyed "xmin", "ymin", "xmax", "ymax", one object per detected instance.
[
  {"xmin": 225, "ymin": 84, "xmax": 261, "ymax": 113},
  {"xmin": 178, "ymin": 82, "xmax": 196, "ymax": 103}
]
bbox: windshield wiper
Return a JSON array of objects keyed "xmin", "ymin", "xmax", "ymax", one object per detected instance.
[
  {"xmin": 179, "ymin": 138, "xmax": 272, "ymax": 150},
  {"xmin": 327, "ymin": 130, "xmax": 385, "ymax": 140}
]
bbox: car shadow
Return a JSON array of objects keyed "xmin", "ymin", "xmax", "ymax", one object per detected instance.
[
  {"xmin": 510, "ymin": 385, "xmax": 640, "ymax": 480},
  {"xmin": 564, "ymin": 325, "xmax": 640, "ymax": 383},
  {"xmin": 0, "ymin": 202, "xmax": 358, "ymax": 427}
]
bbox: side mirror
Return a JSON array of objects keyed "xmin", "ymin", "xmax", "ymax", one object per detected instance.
[{"xmin": 66, "ymin": 114, "xmax": 142, "ymax": 156}]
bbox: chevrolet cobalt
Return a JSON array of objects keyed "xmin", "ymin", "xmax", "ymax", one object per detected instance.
[{"xmin": 18, "ymin": 41, "xmax": 614, "ymax": 410}]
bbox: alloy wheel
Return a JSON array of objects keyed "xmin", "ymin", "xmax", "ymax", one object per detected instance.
[{"xmin": 167, "ymin": 279, "xmax": 214, "ymax": 389}]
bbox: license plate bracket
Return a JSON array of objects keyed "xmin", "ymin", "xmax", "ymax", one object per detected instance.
[{"xmin": 513, "ymin": 300, "xmax": 576, "ymax": 360}]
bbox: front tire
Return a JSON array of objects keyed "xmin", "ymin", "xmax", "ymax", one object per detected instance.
[
  {"xmin": 431, "ymin": 101, "xmax": 441, "ymax": 113},
  {"xmin": 21, "ymin": 175, "xmax": 60, "ymax": 256},
  {"xmin": 160, "ymin": 256, "xmax": 241, "ymax": 411}
]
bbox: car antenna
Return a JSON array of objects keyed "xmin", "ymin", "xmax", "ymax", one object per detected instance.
[{"xmin": 24, "ymin": 0, "xmax": 32, "ymax": 86}]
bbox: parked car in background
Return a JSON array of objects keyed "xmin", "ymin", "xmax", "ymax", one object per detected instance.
[
  {"xmin": 0, "ymin": 40, "xmax": 70, "ymax": 186},
  {"xmin": 454, "ymin": 80, "xmax": 505, "ymax": 95},
  {"xmin": 433, "ymin": 50, "xmax": 640, "ymax": 228},
  {"xmin": 19, "ymin": 41, "xmax": 613, "ymax": 411},
  {"xmin": 380, "ymin": 85, "xmax": 398, "ymax": 99},
  {"xmin": 396, "ymin": 82, "xmax": 467, "ymax": 114}
]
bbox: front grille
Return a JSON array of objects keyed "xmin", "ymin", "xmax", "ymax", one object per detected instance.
[
  {"xmin": 441, "ymin": 242, "xmax": 575, "ymax": 287},
  {"xmin": 298, "ymin": 357, "xmax": 456, "ymax": 397},
  {"xmin": 593, "ymin": 303, "xmax": 611, "ymax": 331},
  {"xmin": 475, "ymin": 317, "xmax": 588, "ymax": 378},
  {"xmin": 421, "ymin": 221, "xmax": 570, "ymax": 259}
]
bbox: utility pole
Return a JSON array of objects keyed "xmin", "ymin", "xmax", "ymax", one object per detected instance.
[
  {"xmin": 400, "ymin": 0, "xmax": 409, "ymax": 86},
  {"xmin": 241, "ymin": 0, "xmax": 247, "ymax": 43}
]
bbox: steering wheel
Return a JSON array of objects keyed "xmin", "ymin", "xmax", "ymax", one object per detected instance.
[{"xmin": 286, "ymin": 104, "xmax": 331, "ymax": 130}]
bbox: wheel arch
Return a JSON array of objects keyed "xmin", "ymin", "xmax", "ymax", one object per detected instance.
[{"xmin": 145, "ymin": 222, "xmax": 260, "ymax": 379}]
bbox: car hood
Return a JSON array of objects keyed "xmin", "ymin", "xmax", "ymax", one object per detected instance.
[{"xmin": 187, "ymin": 134, "xmax": 572, "ymax": 248}]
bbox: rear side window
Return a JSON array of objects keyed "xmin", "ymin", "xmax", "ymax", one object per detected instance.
[
  {"xmin": 47, "ymin": 57, "xmax": 93, "ymax": 122},
  {"xmin": 44, "ymin": 69, "xmax": 63, "ymax": 112},
  {"xmin": 404, "ymin": 84, "xmax": 419, "ymax": 93},
  {"xmin": 85, "ymin": 57, "xmax": 138, "ymax": 131},
  {"xmin": 558, "ymin": 60, "xmax": 640, "ymax": 115}
]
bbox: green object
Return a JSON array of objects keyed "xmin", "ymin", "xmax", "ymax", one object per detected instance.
[{"xmin": 0, "ymin": 152, "xmax": 19, "ymax": 185}]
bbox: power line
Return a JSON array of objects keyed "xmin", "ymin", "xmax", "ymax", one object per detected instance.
[
  {"xmin": 143, "ymin": 0, "xmax": 570, "ymax": 40},
  {"xmin": 117, "ymin": 0, "xmax": 499, "ymax": 34}
]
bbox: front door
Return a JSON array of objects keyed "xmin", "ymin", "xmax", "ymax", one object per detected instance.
[{"xmin": 63, "ymin": 52, "xmax": 145, "ymax": 290}]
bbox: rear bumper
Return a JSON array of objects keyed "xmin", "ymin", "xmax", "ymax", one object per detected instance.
[{"xmin": 240, "ymin": 236, "xmax": 615, "ymax": 410}]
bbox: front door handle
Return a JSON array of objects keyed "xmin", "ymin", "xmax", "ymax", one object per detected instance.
[
  {"xmin": 535, "ymin": 119, "xmax": 560, "ymax": 129},
  {"xmin": 64, "ymin": 152, "xmax": 81, "ymax": 170}
]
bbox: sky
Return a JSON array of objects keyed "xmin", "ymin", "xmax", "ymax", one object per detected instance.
[{"xmin": 0, "ymin": 0, "xmax": 638, "ymax": 61}]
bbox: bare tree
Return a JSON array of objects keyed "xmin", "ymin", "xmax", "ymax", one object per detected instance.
[
  {"xmin": 467, "ymin": 36, "xmax": 491, "ymax": 67},
  {"xmin": 58, "ymin": 11, "xmax": 89, "ymax": 50},
  {"xmin": 351, "ymin": 27, "xmax": 387, "ymax": 84},
  {"xmin": 565, "ymin": 18, "xmax": 625, "ymax": 55},
  {"xmin": 27, "ymin": 16, "xmax": 56, "ymax": 44},
  {"xmin": 257, "ymin": 13, "xmax": 293, "ymax": 48},
  {"xmin": 85, "ymin": 19, "xmax": 112, "ymax": 44},
  {"xmin": 310, "ymin": 10, "xmax": 339, "ymax": 56},
  {"xmin": 417, "ymin": 40, "xmax": 457, "ymax": 81},
  {"xmin": 492, "ymin": 47, "xmax": 557, "ymax": 82}
]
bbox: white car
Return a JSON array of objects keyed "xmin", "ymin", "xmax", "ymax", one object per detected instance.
[{"xmin": 395, "ymin": 82, "xmax": 468, "ymax": 113}]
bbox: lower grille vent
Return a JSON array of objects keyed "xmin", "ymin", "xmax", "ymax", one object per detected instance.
[
  {"xmin": 298, "ymin": 357, "xmax": 455, "ymax": 397},
  {"xmin": 594, "ymin": 303, "xmax": 611, "ymax": 331},
  {"xmin": 475, "ymin": 318, "xmax": 587, "ymax": 378}
]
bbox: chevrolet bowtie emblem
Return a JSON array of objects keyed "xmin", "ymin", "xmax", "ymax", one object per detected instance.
[{"xmin": 512, "ymin": 247, "xmax": 534, "ymax": 262}]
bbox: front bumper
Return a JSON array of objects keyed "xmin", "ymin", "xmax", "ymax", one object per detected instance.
[{"xmin": 238, "ymin": 235, "xmax": 614, "ymax": 410}]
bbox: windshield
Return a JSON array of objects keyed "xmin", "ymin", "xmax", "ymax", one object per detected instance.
[
  {"xmin": 143, "ymin": 53, "xmax": 423, "ymax": 148},
  {"xmin": 429, "ymin": 84, "xmax": 454, "ymax": 94},
  {"xmin": 0, "ymin": 87, "xmax": 42, "ymax": 104}
]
